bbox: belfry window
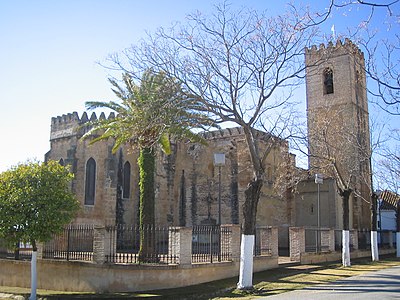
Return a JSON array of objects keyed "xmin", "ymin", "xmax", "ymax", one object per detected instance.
[
  {"xmin": 84, "ymin": 158, "xmax": 96, "ymax": 205},
  {"xmin": 323, "ymin": 68, "xmax": 334, "ymax": 94},
  {"xmin": 122, "ymin": 161, "xmax": 131, "ymax": 199}
]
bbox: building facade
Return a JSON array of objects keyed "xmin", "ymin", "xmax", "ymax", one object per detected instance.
[{"xmin": 46, "ymin": 115, "xmax": 293, "ymax": 228}]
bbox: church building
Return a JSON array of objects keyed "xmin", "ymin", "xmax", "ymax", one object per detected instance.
[{"xmin": 45, "ymin": 39, "xmax": 372, "ymax": 235}]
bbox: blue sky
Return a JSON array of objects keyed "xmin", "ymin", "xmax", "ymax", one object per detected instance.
[{"xmin": 0, "ymin": 0, "xmax": 398, "ymax": 172}]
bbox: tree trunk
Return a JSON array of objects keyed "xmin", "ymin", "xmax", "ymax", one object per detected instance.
[
  {"xmin": 340, "ymin": 189, "xmax": 351, "ymax": 267},
  {"xmin": 237, "ymin": 178, "xmax": 263, "ymax": 290},
  {"xmin": 242, "ymin": 178, "xmax": 263, "ymax": 235},
  {"xmin": 138, "ymin": 147, "xmax": 156, "ymax": 262},
  {"xmin": 370, "ymin": 193, "xmax": 379, "ymax": 261},
  {"xmin": 29, "ymin": 240, "xmax": 37, "ymax": 300}
]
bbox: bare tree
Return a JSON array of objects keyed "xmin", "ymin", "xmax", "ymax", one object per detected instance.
[
  {"xmin": 375, "ymin": 129, "xmax": 400, "ymax": 193},
  {"xmin": 105, "ymin": 3, "xmax": 319, "ymax": 289}
]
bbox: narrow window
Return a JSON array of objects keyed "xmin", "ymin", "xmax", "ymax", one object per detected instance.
[
  {"xmin": 267, "ymin": 167, "xmax": 273, "ymax": 182},
  {"xmin": 59, "ymin": 158, "xmax": 65, "ymax": 166},
  {"xmin": 85, "ymin": 158, "xmax": 96, "ymax": 205},
  {"xmin": 323, "ymin": 68, "xmax": 334, "ymax": 94},
  {"xmin": 122, "ymin": 161, "xmax": 131, "ymax": 199}
]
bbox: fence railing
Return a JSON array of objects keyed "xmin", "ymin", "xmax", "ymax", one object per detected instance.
[
  {"xmin": 305, "ymin": 228, "xmax": 331, "ymax": 253},
  {"xmin": 105, "ymin": 225, "xmax": 177, "ymax": 264},
  {"xmin": 0, "ymin": 224, "xmax": 286, "ymax": 265},
  {"xmin": 0, "ymin": 241, "xmax": 32, "ymax": 260},
  {"xmin": 254, "ymin": 227, "xmax": 273, "ymax": 256},
  {"xmin": 43, "ymin": 225, "xmax": 94, "ymax": 261},
  {"xmin": 378, "ymin": 230, "xmax": 396, "ymax": 248},
  {"xmin": 191, "ymin": 225, "xmax": 232, "ymax": 263}
]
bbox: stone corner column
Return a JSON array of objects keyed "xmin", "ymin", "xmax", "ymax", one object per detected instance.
[
  {"xmin": 169, "ymin": 227, "xmax": 192, "ymax": 266},
  {"xmin": 225, "ymin": 224, "xmax": 241, "ymax": 262},
  {"xmin": 36, "ymin": 242, "xmax": 44, "ymax": 260},
  {"xmin": 289, "ymin": 227, "xmax": 305, "ymax": 261},
  {"xmin": 93, "ymin": 226, "xmax": 107, "ymax": 264}
]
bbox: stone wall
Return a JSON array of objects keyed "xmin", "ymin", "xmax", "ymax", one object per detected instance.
[
  {"xmin": 47, "ymin": 114, "xmax": 293, "ymax": 228},
  {"xmin": 305, "ymin": 39, "xmax": 371, "ymax": 230},
  {"xmin": 0, "ymin": 224, "xmax": 279, "ymax": 293}
]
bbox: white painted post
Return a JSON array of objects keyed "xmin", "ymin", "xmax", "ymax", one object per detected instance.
[
  {"xmin": 29, "ymin": 250, "xmax": 37, "ymax": 300},
  {"xmin": 237, "ymin": 234, "xmax": 254, "ymax": 290},
  {"xmin": 371, "ymin": 230, "xmax": 379, "ymax": 261},
  {"xmin": 342, "ymin": 230, "xmax": 351, "ymax": 267}
]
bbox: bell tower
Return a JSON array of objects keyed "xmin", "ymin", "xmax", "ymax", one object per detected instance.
[{"xmin": 305, "ymin": 39, "xmax": 371, "ymax": 229}]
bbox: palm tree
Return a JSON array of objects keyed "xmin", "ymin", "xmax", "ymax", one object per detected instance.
[{"xmin": 82, "ymin": 70, "xmax": 216, "ymax": 261}]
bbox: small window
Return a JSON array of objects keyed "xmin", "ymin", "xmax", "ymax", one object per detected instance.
[
  {"xmin": 84, "ymin": 158, "xmax": 96, "ymax": 205},
  {"xmin": 267, "ymin": 167, "xmax": 273, "ymax": 182},
  {"xmin": 122, "ymin": 161, "xmax": 131, "ymax": 199},
  {"xmin": 323, "ymin": 68, "xmax": 334, "ymax": 94},
  {"xmin": 59, "ymin": 158, "xmax": 65, "ymax": 166},
  {"xmin": 310, "ymin": 204, "xmax": 315, "ymax": 214}
]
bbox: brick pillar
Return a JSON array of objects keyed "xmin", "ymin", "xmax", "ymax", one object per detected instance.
[
  {"xmin": 169, "ymin": 227, "xmax": 192, "ymax": 265},
  {"xmin": 350, "ymin": 230, "xmax": 358, "ymax": 250},
  {"xmin": 227, "ymin": 224, "xmax": 241, "ymax": 262},
  {"xmin": 289, "ymin": 227, "xmax": 305, "ymax": 261},
  {"xmin": 36, "ymin": 243, "xmax": 43, "ymax": 259},
  {"xmin": 270, "ymin": 227, "xmax": 279, "ymax": 257},
  {"xmin": 328, "ymin": 229, "xmax": 335, "ymax": 252},
  {"xmin": 93, "ymin": 226, "xmax": 111, "ymax": 264}
]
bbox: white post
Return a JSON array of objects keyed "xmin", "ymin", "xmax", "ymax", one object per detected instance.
[
  {"xmin": 342, "ymin": 230, "xmax": 351, "ymax": 267},
  {"xmin": 237, "ymin": 234, "xmax": 254, "ymax": 290},
  {"xmin": 371, "ymin": 230, "xmax": 379, "ymax": 261},
  {"xmin": 29, "ymin": 250, "xmax": 37, "ymax": 300},
  {"xmin": 397, "ymin": 232, "xmax": 400, "ymax": 257}
]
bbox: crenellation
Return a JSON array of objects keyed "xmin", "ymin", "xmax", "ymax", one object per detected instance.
[
  {"xmin": 305, "ymin": 38, "xmax": 364, "ymax": 65},
  {"xmin": 81, "ymin": 112, "xmax": 89, "ymax": 123},
  {"xmin": 90, "ymin": 112, "xmax": 97, "ymax": 121},
  {"xmin": 50, "ymin": 111, "xmax": 118, "ymax": 141}
]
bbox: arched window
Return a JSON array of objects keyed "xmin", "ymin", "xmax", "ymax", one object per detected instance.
[
  {"xmin": 122, "ymin": 161, "xmax": 131, "ymax": 199},
  {"xmin": 59, "ymin": 158, "xmax": 65, "ymax": 166},
  {"xmin": 323, "ymin": 68, "xmax": 334, "ymax": 94},
  {"xmin": 267, "ymin": 166, "xmax": 273, "ymax": 182},
  {"xmin": 85, "ymin": 158, "xmax": 96, "ymax": 205}
]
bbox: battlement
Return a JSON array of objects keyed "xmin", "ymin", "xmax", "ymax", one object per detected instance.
[
  {"xmin": 50, "ymin": 111, "xmax": 283, "ymax": 146},
  {"xmin": 50, "ymin": 111, "xmax": 115, "ymax": 141},
  {"xmin": 305, "ymin": 38, "xmax": 364, "ymax": 64},
  {"xmin": 202, "ymin": 127, "xmax": 244, "ymax": 140},
  {"xmin": 202, "ymin": 127, "xmax": 285, "ymax": 145}
]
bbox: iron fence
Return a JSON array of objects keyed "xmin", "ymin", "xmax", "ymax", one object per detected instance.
[
  {"xmin": 0, "ymin": 240, "xmax": 32, "ymax": 260},
  {"xmin": 357, "ymin": 229, "xmax": 370, "ymax": 250},
  {"xmin": 192, "ymin": 225, "xmax": 232, "ymax": 263},
  {"xmin": 43, "ymin": 225, "xmax": 94, "ymax": 261},
  {"xmin": 334, "ymin": 229, "xmax": 356, "ymax": 251},
  {"xmin": 305, "ymin": 228, "xmax": 331, "ymax": 253},
  {"xmin": 254, "ymin": 227, "xmax": 272, "ymax": 256},
  {"xmin": 105, "ymin": 225, "xmax": 177, "ymax": 264},
  {"xmin": 378, "ymin": 230, "xmax": 396, "ymax": 248}
]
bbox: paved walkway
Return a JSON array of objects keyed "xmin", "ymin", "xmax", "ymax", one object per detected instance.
[{"xmin": 264, "ymin": 265, "xmax": 400, "ymax": 299}]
